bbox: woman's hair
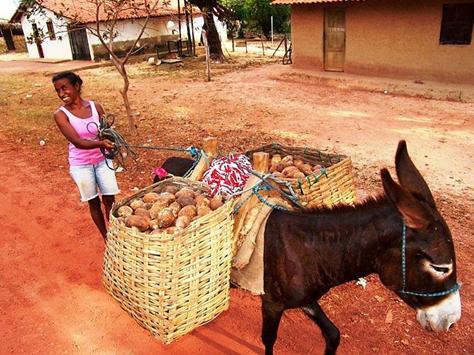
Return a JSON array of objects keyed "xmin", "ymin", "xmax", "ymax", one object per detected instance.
[{"xmin": 52, "ymin": 71, "xmax": 83, "ymax": 87}]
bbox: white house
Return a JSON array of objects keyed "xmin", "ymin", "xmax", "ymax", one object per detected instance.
[{"xmin": 11, "ymin": 0, "xmax": 227, "ymax": 61}]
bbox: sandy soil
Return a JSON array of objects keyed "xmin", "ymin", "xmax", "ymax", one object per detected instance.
[{"xmin": 0, "ymin": 59, "xmax": 473, "ymax": 354}]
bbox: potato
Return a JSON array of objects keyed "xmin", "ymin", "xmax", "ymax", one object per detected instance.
[
  {"xmin": 134, "ymin": 207, "xmax": 151, "ymax": 219},
  {"xmin": 281, "ymin": 155, "xmax": 293, "ymax": 164},
  {"xmin": 272, "ymin": 171, "xmax": 283, "ymax": 178},
  {"xmin": 165, "ymin": 227, "xmax": 176, "ymax": 234},
  {"xmin": 178, "ymin": 205, "xmax": 197, "ymax": 219},
  {"xmin": 210, "ymin": 195, "xmax": 224, "ymax": 211},
  {"xmin": 176, "ymin": 195, "xmax": 196, "ymax": 207},
  {"xmin": 197, "ymin": 205, "xmax": 212, "ymax": 217},
  {"xmin": 169, "ymin": 201, "xmax": 181, "ymax": 216},
  {"xmin": 143, "ymin": 192, "xmax": 160, "ymax": 203},
  {"xmin": 294, "ymin": 171, "xmax": 306, "ymax": 179},
  {"xmin": 117, "ymin": 205, "xmax": 133, "ymax": 217},
  {"xmin": 271, "ymin": 154, "xmax": 282, "ymax": 165},
  {"xmin": 162, "ymin": 185, "xmax": 179, "ymax": 194},
  {"xmin": 293, "ymin": 158, "xmax": 304, "ymax": 169},
  {"xmin": 158, "ymin": 192, "xmax": 175, "ymax": 204},
  {"xmin": 282, "ymin": 165, "xmax": 300, "ymax": 178},
  {"xmin": 149, "ymin": 219, "xmax": 159, "ymax": 230},
  {"xmin": 175, "ymin": 215, "xmax": 192, "ymax": 229},
  {"xmin": 129, "ymin": 199, "xmax": 145, "ymax": 210},
  {"xmin": 157, "ymin": 208, "xmax": 176, "ymax": 228},
  {"xmin": 269, "ymin": 163, "xmax": 278, "ymax": 173},
  {"xmin": 313, "ymin": 164, "xmax": 323, "ymax": 173},
  {"xmin": 149, "ymin": 203, "xmax": 163, "ymax": 219},
  {"xmin": 125, "ymin": 215, "xmax": 150, "ymax": 232},
  {"xmin": 300, "ymin": 163, "xmax": 313, "ymax": 176},
  {"xmin": 195, "ymin": 194, "xmax": 210, "ymax": 207},
  {"xmin": 175, "ymin": 187, "xmax": 195, "ymax": 199}
]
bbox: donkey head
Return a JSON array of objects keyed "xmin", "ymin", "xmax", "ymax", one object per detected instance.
[{"xmin": 379, "ymin": 141, "xmax": 461, "ymax": 332}]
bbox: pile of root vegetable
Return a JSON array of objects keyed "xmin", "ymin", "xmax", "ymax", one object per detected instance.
[
  {"xmin": 268, "ymin": 154, "xmax": 324, "ymax": 179},
  {"xmin": 115, "ymin": 184, "xmax": 224, "ymax": 234}
]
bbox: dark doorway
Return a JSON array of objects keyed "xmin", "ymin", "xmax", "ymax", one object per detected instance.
[{"xmin": 68, "ymin": 25, "xmax": 91, "ymax": 60}]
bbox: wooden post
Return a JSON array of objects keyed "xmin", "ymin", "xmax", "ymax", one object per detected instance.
[
  {"xmin": 245, "ymin": 40, "xmax": 248, "ymax": 54},
  {"xmin": 189, "ymin": 5, "xmax": 196, "ymax": 56},
  {"xmin": 261, "ymin": 36, "xmax": 265, "ymax": 56},
  {"xmin": 188, "ymin": 136, "xmax": 218, "ymax": 181},
  {"xmin": 232, "ymin": 35, "xmax": 235, "ymax": 52},
  {"xmin": 232, "ymin": 152, "xmax": 269, "ymax": 245},
  {"xmin": 202, "ymin": 30, "xmax": 211, "ymax": 82}
]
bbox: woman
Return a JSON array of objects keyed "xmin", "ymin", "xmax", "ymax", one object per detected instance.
[{"xmin": 52, "ymin": 71, "xmax": 119, "ymax": 241}]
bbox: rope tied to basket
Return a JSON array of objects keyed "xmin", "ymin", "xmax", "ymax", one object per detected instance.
[{"xmin": 232, "ymin": 170, "xmax": 304, "ymax": 214}]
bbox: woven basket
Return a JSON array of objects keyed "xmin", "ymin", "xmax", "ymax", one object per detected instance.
[
  {"xmin": 245, "ymin": 143, "xmax": 356, "ymax": 208},
  {"xmin": 103, "ymin": 177, "xmax": 235, "ymax": 344}
]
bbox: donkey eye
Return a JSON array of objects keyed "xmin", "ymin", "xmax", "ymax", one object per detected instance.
[
  {"xmin": 428, "ymin": 262, "xmax": 453, "ymax": 278},
  {"xmin": 431, "ymin": 265, "xmax": 450, "ymax": 273}
]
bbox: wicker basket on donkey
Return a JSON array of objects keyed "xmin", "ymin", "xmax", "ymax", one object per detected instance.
[
  {"xmin": 103, "ymin": 177, "xmax": 235, "ymax": 344},
  {"xmin": 245, "ymin": 143, "xmax": 356, "ymax": 208}
]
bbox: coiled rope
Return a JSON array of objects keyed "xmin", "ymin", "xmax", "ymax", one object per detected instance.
[{"xmin": 87, "ymin": 114, "xmax": 200, "ymax": 170}]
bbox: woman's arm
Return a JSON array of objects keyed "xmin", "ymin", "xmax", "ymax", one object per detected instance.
[
  {"xmin": 54, "ymin": 110, "xmax": 114, "ymax": 150},
  {"xmin": 95, "ymin": 102, "xmax": 105, "ymax": 117}
]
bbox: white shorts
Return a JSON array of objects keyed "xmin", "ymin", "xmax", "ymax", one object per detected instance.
[{"xmin": 69, "ymin": 159, "xmax": 120, "ymax": 202}]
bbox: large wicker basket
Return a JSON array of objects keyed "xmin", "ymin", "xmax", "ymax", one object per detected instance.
[
  {"xmin": 245, "ymin": 143, "xmax": 356, "ymax": 208},
  {"xmin": 103, "ymin": 178, "xmax": 235, "ymax": 344}
]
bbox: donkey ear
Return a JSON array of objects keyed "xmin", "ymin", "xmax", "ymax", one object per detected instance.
[
  {"xmin": 381, "ymin": 168, "xmax": 431, "ymax": 230},
  {"xmin": 395, "ymin": 140, "xmax": 435, "ymax": 206}
]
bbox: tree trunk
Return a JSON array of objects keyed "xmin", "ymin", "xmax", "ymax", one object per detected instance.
[
  {"xmin": 114, "ymin": 60, "xmax": 135, "ymax": 132},
  {"xmin": 202, "ymin": 9, "xmax": 224, "ymax": 61}
]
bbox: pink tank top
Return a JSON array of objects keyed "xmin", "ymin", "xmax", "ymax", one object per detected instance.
[{"xmin": 59, "ymin": 101, "xmax": 105, "ymax": 166}]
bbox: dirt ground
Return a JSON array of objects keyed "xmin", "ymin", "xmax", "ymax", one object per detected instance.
[{"xmin": 0, "ymin": 55, "xmax": 473, "ymax": 354}]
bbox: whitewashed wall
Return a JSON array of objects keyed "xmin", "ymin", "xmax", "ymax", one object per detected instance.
[
  {"xmin": 86, "ymin": 14, "xmax": 227, "ymax": 60},
  {"xmin": 19, "ymin": 6, "xmax": 227, "ymax": 61},
  {"xmin": 20, "ymin": 8, "xmax": 73, "ymax": 59}
]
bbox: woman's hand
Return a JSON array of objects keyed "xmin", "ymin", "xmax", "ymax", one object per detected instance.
[{"xmin": 101, "ymin": 139, "xmax": 115, "ymax": 150}]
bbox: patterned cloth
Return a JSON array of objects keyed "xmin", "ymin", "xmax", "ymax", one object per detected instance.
[{"xmin": 202, "ymin": 154, "xmax": 252, "ymax": 197}]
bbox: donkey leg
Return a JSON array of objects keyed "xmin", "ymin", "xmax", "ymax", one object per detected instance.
[
  {"xmin": 261, "ymin": 296, "xmax": 284, "ymax": 355},
  {"xmin": 303, "ymin": 302, "xmax": 340, "ymax": 355}
]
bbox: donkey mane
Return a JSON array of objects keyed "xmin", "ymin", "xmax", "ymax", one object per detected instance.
[{"xmin": 295, "ymin": 194, "xmax": 389, "ymax": 216}]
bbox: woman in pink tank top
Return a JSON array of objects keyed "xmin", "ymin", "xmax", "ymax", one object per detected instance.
[{"xmin": 52, "ymin": 71, "xmax": 120, "ymax": 241}]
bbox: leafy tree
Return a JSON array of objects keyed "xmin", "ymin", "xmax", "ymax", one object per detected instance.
[
  {"xmin": 187, "ymin": 0, "xmax": 232, "ymax": 61},
  {"xmin": 222, "ymin": 0, "xmax": 290, "ymax": 38}
]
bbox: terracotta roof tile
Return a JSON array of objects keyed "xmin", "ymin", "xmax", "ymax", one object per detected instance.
[{"xmin": 18, "ymin": 0, "xmax": 195, "ymax": 24}]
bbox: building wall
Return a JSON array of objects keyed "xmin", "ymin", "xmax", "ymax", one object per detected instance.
[
  {"xmin": 20, "ymin": 8, "xmax": 73, "ymax": 59},
  {"xmin": 291, "ymin": 5, "xmax": 324, "ymax": 68},
  {"xmin": 86, "ymin": 14, "xmax": 226, "ymax": 61},
  {"xmin": 291, "ymin": 0, "xmax": 474, "ymax": 84}
]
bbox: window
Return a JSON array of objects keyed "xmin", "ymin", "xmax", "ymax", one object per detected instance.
[
  {"xmin": 439, "ymin": 3, "xmax": 474, "ymax": 45},
  {"xmin": 46, "ymin": 20, "xmax": 56, "ymax": 40}
]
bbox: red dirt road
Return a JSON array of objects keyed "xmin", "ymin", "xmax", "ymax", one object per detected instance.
[{"xmin": 1, "ymin": 62, "xmax": 473, "ymax": 354}]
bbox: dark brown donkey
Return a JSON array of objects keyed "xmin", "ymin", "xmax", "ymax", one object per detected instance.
[{"xmin": 262, "ymin": 141, "xmax": 461, "ymax": 354}]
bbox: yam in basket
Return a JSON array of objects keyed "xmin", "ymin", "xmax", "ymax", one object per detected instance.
[
  {"xmin": 103, "ymin": 177, "xmax": 235, "ymax": 344},
  {"xmin": 245, "ymin": 143, "xmax": 356, "ymax": 208}
]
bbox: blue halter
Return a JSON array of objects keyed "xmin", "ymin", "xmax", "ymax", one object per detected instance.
[{"xmin": 399, "ymin": 224, "xmax": 460, "ymax": 297}]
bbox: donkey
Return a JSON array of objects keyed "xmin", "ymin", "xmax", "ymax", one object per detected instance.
[{"xmin": 262, "ymin": 141, "xmax": 461, "ymax": 354}]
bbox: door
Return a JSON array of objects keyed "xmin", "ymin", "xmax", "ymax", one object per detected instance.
[
  {"xmin": 324, "ymin": 8, "xmax": 345, "ymax": 72},
  {"xmin": 68, "ymin": 26, "xmax": 91, "ymax": 60}
]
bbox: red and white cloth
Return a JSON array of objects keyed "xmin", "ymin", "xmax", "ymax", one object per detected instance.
[{"xmin": 202, "ymin": 154, "xmax": 252, "ymax": 197}]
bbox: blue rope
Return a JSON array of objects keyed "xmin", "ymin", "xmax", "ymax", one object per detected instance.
[
  {"xmin": 252, "ymin": 185, "xmax": 291, "ymax": 211},
  {"xmin": 183, "ymin": 147, "xmax": 201, "ymax": 178},
  {"xmin": 399, "ymin": 223, "xmax": 460, "ymax": 298}
]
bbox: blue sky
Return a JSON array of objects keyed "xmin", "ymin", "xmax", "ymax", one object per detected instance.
[{"xmin": 0, "ymin": 0, "xmax": 20, "ymax": 21}]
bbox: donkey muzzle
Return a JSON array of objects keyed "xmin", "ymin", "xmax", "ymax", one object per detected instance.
[{"xmin": 416, "ymin": 290, "xmax": 461, "ymax": 332}]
